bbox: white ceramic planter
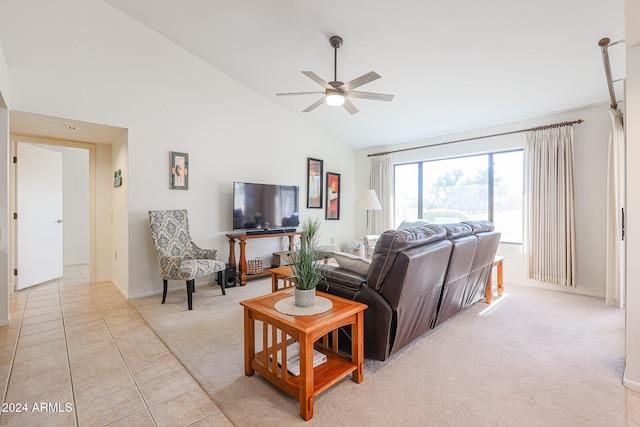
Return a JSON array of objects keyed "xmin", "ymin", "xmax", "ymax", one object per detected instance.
[{"xmin": 294, "ymin": 287, "xmax": 316, "ymax": 307}]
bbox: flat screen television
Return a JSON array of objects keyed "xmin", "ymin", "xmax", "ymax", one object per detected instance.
[{"xmin": 233, "ymin": 182, "xmax": 299, "ymax": 231}]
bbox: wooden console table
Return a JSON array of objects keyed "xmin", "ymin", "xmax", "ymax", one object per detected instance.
[{"xmin": 227, "ymin": 231, "xmax": 301, "ymax": 286}]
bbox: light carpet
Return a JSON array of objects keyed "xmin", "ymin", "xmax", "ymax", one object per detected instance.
[{"xmin": 132, "ymin": 279, "xmax": 629, "ymax": 426}]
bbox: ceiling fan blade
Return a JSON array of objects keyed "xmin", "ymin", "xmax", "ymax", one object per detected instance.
[
  {"xmin": 302, "ymin": 71, "xmax": 333, "ymax": 90},
  {"xmin": 347, "ymin": 91, "xmax": 394, "ymax": 102},
  {"xmin": 302, "ymin": 97, "xmax": 326, "ymax": 113},
  {"xmin": 276, "ymin": 91, "xmax": 325, "ymax": 96},
  {"xmin": 340, "ymin": 71, "xmax": 381, "ymax": 92},
  {"xmin": 342, "ymin": 98, "xmax": 359, "ymax": 115}
]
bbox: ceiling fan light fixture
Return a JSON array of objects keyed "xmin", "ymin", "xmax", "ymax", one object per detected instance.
[
  {"xmin": 325, "ymin": 90, "xmax": 345, "ymax": 106},
  {"xmin": 276, "ymin": 35, "xmax": 393, "ymax": 114}
]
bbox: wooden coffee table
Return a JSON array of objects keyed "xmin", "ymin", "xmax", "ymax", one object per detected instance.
[{"xmin": 240, "ymin": 290, "xmax": 367, "ymax": 420}]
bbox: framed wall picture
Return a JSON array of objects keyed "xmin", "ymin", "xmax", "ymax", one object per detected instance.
[
  {"xmin": 307, "ymin": 157, "xmax": 323, "ymax": 208},
  {"xmin": 326, "ymin": 172, "xmax": 340, "ymax": 220},
  {"xmin": 113, "ymin": 169, "xmax": 122, "ymax": 187},
  {"xmin": 170, "ymin": 151, "xmax": 189, "ymax": 190}
]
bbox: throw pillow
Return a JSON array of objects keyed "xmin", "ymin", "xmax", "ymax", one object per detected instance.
[{"xmin": 333, "ymin": 251, "xmax": 371, "ymax": 276}]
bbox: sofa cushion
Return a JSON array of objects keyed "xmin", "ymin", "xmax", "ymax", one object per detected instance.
[
  {"xmin": 319, "ymin": 265, "xmax": 367, "ymax": 291},
  {"xmin": 397, "ymin": 219, "xmax": 431, "ymax": 230},
  {"xmin": 442, "ymin": 222, "xmax": 474, "ymax": 238},
  {"xmin": 462, "ymin": 220, "xmax": 495, "ymax": 233},
  {"xmin": 332, "ymin": 251, "xmax": 371, "ymax": 276}
]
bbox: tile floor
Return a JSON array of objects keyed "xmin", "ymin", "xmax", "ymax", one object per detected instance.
[{"xmin": 0, "ymin": 265, "xmax": 229, "ymax": 426}]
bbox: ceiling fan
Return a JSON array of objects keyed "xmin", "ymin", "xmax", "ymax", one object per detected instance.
[{"xmin": 276, "ymin": 35, "xmax": 394, "ymax": 115}]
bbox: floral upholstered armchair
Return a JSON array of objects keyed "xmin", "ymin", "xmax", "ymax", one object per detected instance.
[{"xmin": 148, "ymin": 209, "xmax": 226, "ymax": 310}]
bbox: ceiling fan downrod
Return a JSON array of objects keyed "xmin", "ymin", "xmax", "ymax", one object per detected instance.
[{"xmin": 329, "ymin": 36, "xmax": 343, "ymax": 84}]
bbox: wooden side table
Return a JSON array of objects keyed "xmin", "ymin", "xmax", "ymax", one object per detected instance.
[
  {"xmin": 270, "ymin": 265, "xmax": 295, "ymax": 292},
  {"xmin": 485, "ymin": 255, "xmax": 505, "ymax": 304},
  {"xmin": 240, "ymin": 291, "xmax": 367, "ymax": 421}
]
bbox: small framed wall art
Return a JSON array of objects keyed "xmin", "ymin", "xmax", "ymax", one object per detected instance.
[
  {"xmin": 326, "ymin": 172, "xmax": 340, "ymax": 220},
  {"xmin": 170, "ymin": 151, "xmax": 189, "ymax": 190},
  {"xmin": 113, "ymin": 169, "xmax": 122, "ymax": 187},
  {"xmin": 307, "ymin": 157, "xmax": 323, "ymax": 208}
]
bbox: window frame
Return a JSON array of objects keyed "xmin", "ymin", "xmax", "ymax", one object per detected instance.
[{"xmin": 393, "ymin": 148, "xmax": 523, "ymax": 244}]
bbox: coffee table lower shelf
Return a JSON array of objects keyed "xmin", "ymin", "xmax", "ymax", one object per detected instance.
[{"xmin": 252, "ymin": 346, "xmax": 357, "ymax": 399}]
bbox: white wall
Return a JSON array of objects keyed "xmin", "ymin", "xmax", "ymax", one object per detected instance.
[
  {"xmin": 95, "ymin": 143, "xmax": 113, "ymax": 282},
  {"xmin": 0, "ymin": 41, "xmax": 10, "ymax": 325},
  {"xmin": 60, "ymin": 146, "xmax": 89, "ymax": 265},
  {"xmin": 0, "ymin": 98, "xmax": 8, "ymax": 326},
  {"xmin": 0, "ymin": 43, "xmax": 8, "ymax": 102},
  {"xmin": 0, "ymin": 0, "xmax": 355, "ymax": 299},
  {"xmin": 624, "ymin": 0, "xmax": 640, "ymax": 391},
  {"xmin": 29, "ymin": 144, "xmax": 89, "ymax": 265},
  {"xmin": 357, "ymin": 103, "xmax": 610, "ymax": 298},
  {"xmin": 111, "ymin": 132, "xmax": 128, "ymax": 295}
]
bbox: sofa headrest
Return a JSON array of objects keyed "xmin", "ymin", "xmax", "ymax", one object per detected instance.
[
  {"xmin": 367, "ymin": 224, "xmax": 447, "ymax": 291},
  {"xmin": 379, "ymin": 224, "xmax": 447, "ymax": 251},
  {"xmin": 442, "ymin": 223, "xmax": 474, "ymax": 238},
  {"xmin": 397, "ymin": 219, "xmax": 431, "ymax": 230},
  {"xmin": 462, "ymin": 220, "xmax": 495, "ymax": 233}
]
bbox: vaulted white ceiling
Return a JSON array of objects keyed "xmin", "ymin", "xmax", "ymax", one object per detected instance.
[{"xmin": 106, "ymin": 0, "xmax": 625, "ymax": 149}]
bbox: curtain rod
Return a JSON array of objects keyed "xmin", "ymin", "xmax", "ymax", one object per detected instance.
[
  {"xmin": 367, "ymin": 119, "xmax": 584, "ymax": 157},
  {"xmin": 598, "ymin": 37, "xmax": 623, "ymax": 110}
]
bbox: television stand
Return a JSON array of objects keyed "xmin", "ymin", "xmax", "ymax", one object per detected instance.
[
  {"xmin": 245, "ymin": 228, "xmax": 296, "ymax": 236},
  {"xmin": 227, "ymin": 231, "xmax": 302, "ymax": 286}
]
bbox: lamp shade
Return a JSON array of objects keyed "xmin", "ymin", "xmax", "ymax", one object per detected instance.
[{"xmin": 355, "ymin": 189, "xmax": 382, "ymax": 210}]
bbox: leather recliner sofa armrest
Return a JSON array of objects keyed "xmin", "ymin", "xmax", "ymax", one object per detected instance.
[
  {"xmin": 319, "ymin": 264, "xmax": 394, "ymax": 361},
  {"xmin": 319, "ymin": 265, "xmax": 366, "ymax": 291}
]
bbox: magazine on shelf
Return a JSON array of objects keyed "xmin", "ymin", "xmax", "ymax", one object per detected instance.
[{"xmin": 271, "ymin": 342, "xmax": 327, "ymax": 376}]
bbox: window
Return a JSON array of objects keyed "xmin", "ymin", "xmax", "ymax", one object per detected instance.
[
  {"xmin": 492, "ymin": 151, "xmax": 523, "ymax": 243},
  {"xmin": 394, "ymin": 150, "xmax": 523, "ymax": 243}
]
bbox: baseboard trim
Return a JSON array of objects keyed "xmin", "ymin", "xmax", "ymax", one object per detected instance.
[
  {"xmin": 128, "ymin": 289, "xmax": 163, "ymax": 300},
  {"xmin": 64, "ymin": 261, "xmax": 90, "ymax": 267},
  {"xmin": 623, "ymin": 367, "xmax": 640, "ymax": 392}
]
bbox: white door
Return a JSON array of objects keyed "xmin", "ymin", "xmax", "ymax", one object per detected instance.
[{"xmin": 16, "ymin": 142, "xmax": 64, "ymax": 290}]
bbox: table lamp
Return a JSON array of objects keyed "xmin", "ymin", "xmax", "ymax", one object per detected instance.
[{"xmin": 355, "ymin": 189, "xmax": 382, "ymax": 235}]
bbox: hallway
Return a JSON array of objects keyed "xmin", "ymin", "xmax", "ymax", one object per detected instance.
[{"xmin": 0, "ymin": 270, "xmax": 227, "ymax": 426}]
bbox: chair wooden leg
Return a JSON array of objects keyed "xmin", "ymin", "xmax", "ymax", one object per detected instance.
[
  {"xmin": 186, "ymin": 279, "xmax": 194, "ymax": 310},
  {"xmin": 220, "ymin": 271, "xmax": 226, "ymax": 296},
  {"xmin": 162, "ymin": 280, "xmax": 168, "ymax": 304}
]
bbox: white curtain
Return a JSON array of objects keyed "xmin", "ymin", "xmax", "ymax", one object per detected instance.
[
  {"xmin": 606, "ymin": 108, "xmax": 625, "ymax": 308},
  {"xmin": 524, "ymin": 126, "xmax": 576, "ymax": 287},
  {"xmin": 369, "ymin": 154, "xmax": 394, "ymax": 234}
]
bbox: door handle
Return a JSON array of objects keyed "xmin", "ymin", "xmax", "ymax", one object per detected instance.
[{"xmin": 56, "ymin": 219, "xmax": 63, "ymax": 224}]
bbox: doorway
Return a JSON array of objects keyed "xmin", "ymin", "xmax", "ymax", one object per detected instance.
[
  {"xmin": 11, "ymin": 137, "xmax": 95, "ymax": 290},
  {"xmin": 7, "ymin": 111, "xmax": 127, "ymax": 300}
]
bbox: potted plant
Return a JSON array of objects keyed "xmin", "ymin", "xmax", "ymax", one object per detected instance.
[{"xmin": 290, "ymin": 218, "xmax": 323, "ymax": 307}]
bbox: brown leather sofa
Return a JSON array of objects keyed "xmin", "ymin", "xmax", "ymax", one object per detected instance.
[{"xmin": 318, "ymin": 221, "xmax": 500, "ymax": 361}]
